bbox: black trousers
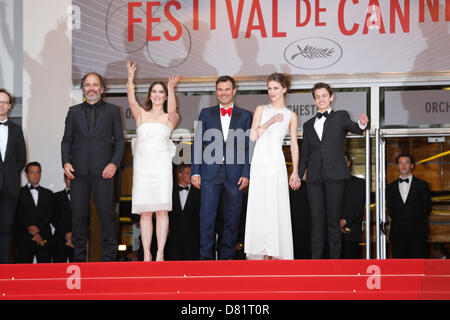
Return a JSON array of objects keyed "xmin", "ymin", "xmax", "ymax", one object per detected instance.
[
  {"xmin": 307, "ymin": 168, "xmax": 345, "ymax": 259},
  {"xmin": 168, "ymin": 235, "xmax": 199, "ymax": 261},
  {"xmin": 16, "ymin": 238, "xmax": 52, "ymax": 263},
  {"xmin": 0, "ymin": 190, "xmax": 18, "ymax": 263},
  {"xmin": 391, "ymin": 240, "xmax": 427, "ymax": 259},
  {"xmin": 70, "ymin": 172, "xmax": 117, "ymax": 262},
  {"xmin": 341, "ymin": 240, "xmax": 361, "ymax": 259},
  {"xmin": 52, "ymin": 235, "xmax": 74, "ymax": 263}
]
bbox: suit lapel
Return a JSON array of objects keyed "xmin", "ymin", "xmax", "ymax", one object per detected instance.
[
  {"xmin": 227, "ymin": 106, "xmax": 241, "ymax": 143},
  {"xmin": 3, "ymin": 123, "xmax": 15, "ymax": 162},
  {"xmin": 213, "ymin": 105, "xmax": 224, "ymax": 139},
  {"xmin": 228, "ymin": 106, "xmax": 240, "ymax": 130},
  {"xmin": 404, "ymin": 177, "xmax": 417, "ymax": 205},
  {"xmin": 25, "ymin": 187, "xmax": 37, "ymax": 208},
  {"xmin": 92, "ymin": 102, "xmax": 105, "ymax": 133},
  {"xmin": 394, "ymin": 181, "xmax": 406, "ymax": 205},
  {"xmin": 306, "ymin": 119, "xmax": 321, "ymax": 144},
  {"xmin": 36, "ymin": 187, "xmax": 42, "ymax": 209},
  {"xmin": 174, "ymin": 188, "xmax": 182, "ymax": 213},
  {"xmin": 322, "ymin": 109, "xmax": 335, "ymax": 140},
  {"xmin": 78, "ymin": 105, "xmax": 89, "ymax": 133},
  {"xmin": 184, "ymin": 188, "xmax": 196, "ymax": 213}
]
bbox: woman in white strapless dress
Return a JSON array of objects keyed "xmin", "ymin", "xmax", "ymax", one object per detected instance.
[
  {"xmin": 127, "ymin": 61, "xmax": 180, "ymax": 261},
  {"xmin": 245, "ymin": 73, "xmax": 301, "ymax": 260}
]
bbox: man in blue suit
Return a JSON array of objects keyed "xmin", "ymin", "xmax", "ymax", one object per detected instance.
[{"xmin": 191, "ymin": 76, "xmax": 252, "ymax": 260}]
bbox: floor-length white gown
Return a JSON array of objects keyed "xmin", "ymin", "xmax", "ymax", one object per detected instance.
[{"xmin": 245, "ymin": 105, "xmax": 294, "ymax": 260}]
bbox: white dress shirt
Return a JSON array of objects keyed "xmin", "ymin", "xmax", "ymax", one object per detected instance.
[
  {"xmin": 313, "ymin": 108, "xmax": 330, "ymax": 141},
  {"xmin": 398, "ymin": 174, "xmax": 413, "ymax": 203},
  {"xmin": 65, "ymin": 188, "xmax": 71, "ymax": 202},
  {"xmin": 314, "ymin": 108, "xmax": 367, "ymax": 141},
  {"xmin": 178, "ymin": 184, "xmax": 190, "ymax": 210},
  {"xmin": 28, "ymin": 183, "xmax": 39, "ymax": 206},
  {"xmin": 192, "ymin": 105, "xmax": 233, "ymax": 177},
  {"xmin": 219, "ymin": 104, "xmax": 233, "ymax": 141},
  {"xmin": 0, "ymin": 118, "xmax": 8, "ymax": 161}
]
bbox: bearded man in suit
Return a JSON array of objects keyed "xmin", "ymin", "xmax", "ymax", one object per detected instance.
[{"xmin": 61, "ymin": 72, "xmax": 125, "ymax": 262}]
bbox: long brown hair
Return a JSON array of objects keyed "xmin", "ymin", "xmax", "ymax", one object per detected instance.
[{"xmin": 143, "ymin": 81, "xmax": 168, "ymax": 113}]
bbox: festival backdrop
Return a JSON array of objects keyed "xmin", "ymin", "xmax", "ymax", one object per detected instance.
[{"xmin": 72, "ymin": 0, "xmax": 450, "ymax": 80}]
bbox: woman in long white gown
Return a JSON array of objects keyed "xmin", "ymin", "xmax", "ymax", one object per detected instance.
[
  {"xmin": 127, "ymin": 61, "xmax": 180, "ymax": 261},
  {"xmin": 244, "ymin": 73, "xmax": 300, "ymax": 260}
]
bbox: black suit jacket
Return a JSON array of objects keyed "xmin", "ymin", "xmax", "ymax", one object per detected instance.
[
  {"xmin": 169, "ymin": 186, "xmax": 201, "ymax": 245},
  {"xmin": 386, "ymin": 176, "xmax": 431, "ymax": 242},
  {"xmin": 0, "ymin": 121, "xmax": 26, "ymax": 196},
  {"xmin": 52, "ymin": 189, "xmax": 72, "ymax": 239},
  {"xmin": 16, "ymin": 186, "xmax": 54, "ymax": 245},
  {"xmin": 61, "ymin": 101, "xmax": 125, "ymax": 176},
  {"xmin": 299, "ymin": 110, "xmax": 364, "ymax": 183},
  {"xmin": 341, "ymin": 175, "xmax": 366, "ymax": 242}
]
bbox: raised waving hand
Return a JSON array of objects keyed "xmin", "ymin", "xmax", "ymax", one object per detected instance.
[{"xmin": 126, "ymin": 60, "xmax": 141, "ymax": 121}]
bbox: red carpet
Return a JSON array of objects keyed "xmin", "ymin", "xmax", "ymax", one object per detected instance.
[{"xmin": 0, "ymin": 259, "xmax": 449, "ymax": 300}]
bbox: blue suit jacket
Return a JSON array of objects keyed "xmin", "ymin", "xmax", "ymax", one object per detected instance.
[{"xmin": 191, "ymin": 105, "xmax": 252, "ymax": 183}]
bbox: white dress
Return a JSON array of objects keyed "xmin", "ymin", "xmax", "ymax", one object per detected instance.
[
  {"xmin": 244, "ymin": 105, "xmax": 294, "ymax": 260},
  {"xmin": 131, "ymin": 122, "xmax": 176, "ymax": 214}
]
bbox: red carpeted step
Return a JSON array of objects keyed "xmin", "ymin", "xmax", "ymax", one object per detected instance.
[{"xmin": 0, "ymin": 260, "xmax": 449, "ymax": 300}]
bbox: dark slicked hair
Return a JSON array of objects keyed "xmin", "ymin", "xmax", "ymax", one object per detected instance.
[
  {"xmin": 176, "ymin": 163, "xmax": 191, "ymax": 174},
  {"xmin": 395, "ymin": 153, "xmax": 415, "ymax": 165},
  {"xmin": 0, "ymin": 88, "xmax": 14, "ymax": 105},
  {"xmin": 216, "ymin": 75, "xmax": 236, "ymax": 90},
  {"xmin": 312, "ymin": 82, "xmax": 333, "ymax": 98},
  {"xmin": 25, "ymin": 161, "xmax": 41, "ymax": 173}
]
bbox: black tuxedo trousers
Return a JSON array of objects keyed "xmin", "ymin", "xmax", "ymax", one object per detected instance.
[
  {"xmin": 307, "ymin": 165, "xmax": 345, "ymax": 259},
  {"xmin": 71, "ymin": 173, "xmax": 116, "ymax": 262}
]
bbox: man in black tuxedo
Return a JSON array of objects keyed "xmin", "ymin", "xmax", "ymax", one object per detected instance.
[
  {"xmin": 340, "ymin": 153, "xmax": 365, "ymax": 259},
  {"xmin": 0, "ymin": 89, "xmax": 26, "ymax": 263},
  {"xmin": 386, "ymin": 153, "xmax": 431, "ymax": 259},
  {"xmin": 61, "ymin": 72, "xmax": 125, "ymax": 262},
  {"xmin": 298, "ymin": 82, "xmax": 368, "ymax": 259},
  {"xmin": 168, "ymin": 164, "xmax": 201, "ymax": 260},
  {"xmin": 16, "ymin": 162, "xmax": 53, "ymax": 263},
  {"xmin": 52, "ymin": 174, "xmax": 74, "ymax": 262}
]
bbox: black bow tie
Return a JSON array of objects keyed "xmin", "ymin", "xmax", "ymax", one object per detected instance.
[
  {"xmin": 316, "ymin": 111, "xmax": 328, "ymax": 119},
  {"xmin": 0, "ymin": 121, "xmax": 8, "ymax": 126},
  {"xmin": 29, "ymin": 185, "xmax": 39, "ymax": 190},
  {"xmin": 399, "ymin": 178, "xmax": 409, "ymax": 184},
  {"xmin": 177, "ymin": 185, "xmax": 189, "ymax": 191}
]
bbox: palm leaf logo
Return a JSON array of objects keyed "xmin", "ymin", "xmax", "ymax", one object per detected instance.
[{"xmin": 291, "ymin": 44, "xmax": 335, "ymax": 60}]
